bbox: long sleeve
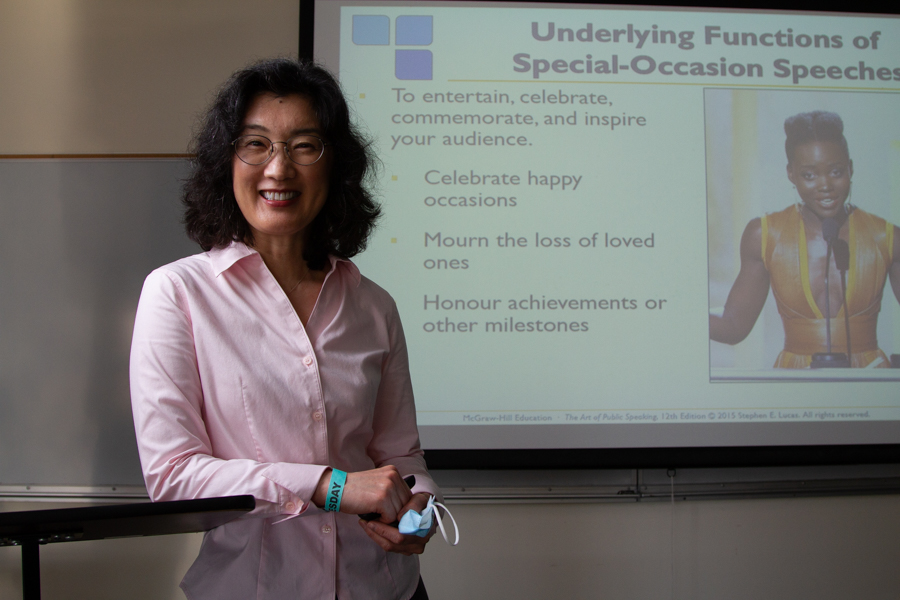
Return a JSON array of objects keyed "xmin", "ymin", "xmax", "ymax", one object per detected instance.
[
  {"xmin": 367, "ymin": 302, "xmax": 441, "ymax": 501},
  {"xmin": 130, "ymin": 267, "xmax": 326, "ymax": 517}
]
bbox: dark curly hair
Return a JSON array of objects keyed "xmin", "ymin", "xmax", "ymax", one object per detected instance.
[
  {"xmin": 784, "ymin": 110, "xmax": 850, "ymax": 165},
  {"xmin": 183, "ymin": 58, "xmax": 380, "ymax": 270}
]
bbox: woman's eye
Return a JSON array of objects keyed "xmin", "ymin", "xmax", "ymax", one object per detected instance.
[{"xmin": 292, "ymin": 140, "xmax": 319, "ymax": 152}]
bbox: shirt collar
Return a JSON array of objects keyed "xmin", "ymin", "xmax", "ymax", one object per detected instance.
[
  {"xmin": 328, "ymin": 255, "xmax": 361, "ymax": 286},
  {"xmin": 208, "ymin": 241, "xmax": 361, "ymax": 286},
  {"xmin": 208, "ymin": 241, "xmax": 257, "ymax": 277}
]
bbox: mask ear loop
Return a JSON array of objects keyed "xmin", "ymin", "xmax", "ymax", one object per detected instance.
[{"xmin": 430, "ymin": 500, "xmax": 460, "ymax": 546}]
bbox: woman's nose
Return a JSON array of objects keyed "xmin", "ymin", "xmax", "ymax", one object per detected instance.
[{"xmin": 264, "ymin": 144, "xmax": 296, "ymax": 178}]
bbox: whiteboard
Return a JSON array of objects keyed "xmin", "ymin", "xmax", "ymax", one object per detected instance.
[{"xmin": 0, "ymin": 158, "xmax": 196, "ymax": 486}]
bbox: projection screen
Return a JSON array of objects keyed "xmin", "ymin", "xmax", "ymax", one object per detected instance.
[{"xmin": 310, "ymin": 0, "xmax": 900, "ymax": 466}]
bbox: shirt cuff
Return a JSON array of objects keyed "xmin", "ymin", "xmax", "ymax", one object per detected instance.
[
  {"xmin": 406, "ymin": 474, "xmax": 442, "ymax": 503},
  {"xmin": 261, "ymin": 462, "xmax": 330, "ymax": 515}
]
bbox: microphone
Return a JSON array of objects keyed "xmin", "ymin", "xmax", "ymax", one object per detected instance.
[
  {"xmin": 833, "ymin": 238, "xmax": 851, "ymax": 360},
  {"xmin": 822, "ymin": 217, "xmax": 839, "ymax": 245},
  {"xmin": 810, "ymin": 217, "xmax": 850, "ymax": 368},
  {"xmin": 833, "ymin": 238, "xmax": 850, "ymax": 272}
]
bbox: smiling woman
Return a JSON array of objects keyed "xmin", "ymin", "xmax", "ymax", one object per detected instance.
[
  {"xmin": 230, "ymin": 93, "xmax": 332, "ymax": 296},
  {"xmin": 129, "ymin": 59, "xmax": 439, "ymax": 600},
  {"xmin": 709, "ymin": 110, "xmax": 900, "ymax": 368}
]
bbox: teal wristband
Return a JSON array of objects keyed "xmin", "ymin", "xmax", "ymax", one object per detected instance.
[{"xmin": 324, "ymin": 469, "xmax": 347, "ymax": 512}]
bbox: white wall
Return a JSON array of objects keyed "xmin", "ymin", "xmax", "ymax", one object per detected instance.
[
  {"xmin": 0, "ymin": 0, "xmax": 299, "ymax": 154},
  {"xmin": 1, "ymin": 2, "xmax": 899, "ymax": 599},
  {"xmin": 421, "ymin": 496, "xmax": 900, "ymax": 599}
]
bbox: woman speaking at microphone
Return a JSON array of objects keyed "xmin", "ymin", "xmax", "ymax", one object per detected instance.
[
  {"xmin": 130, "ymin": 58, "xmax": 439, "ymax": 599},
  {"xmin": 709, "ymin": 110, "xmax": 900, "ymax": 368}
]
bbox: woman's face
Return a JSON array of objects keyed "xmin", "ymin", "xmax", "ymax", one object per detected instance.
[
  {"xmin": 232, "ymin": 93, "xmax": 331, "ymax": 248},
  {"xmin": 787, "ymin": 140, "xmax": 853, "ymax": 221}
]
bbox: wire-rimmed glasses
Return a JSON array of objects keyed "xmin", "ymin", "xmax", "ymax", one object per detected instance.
[{"xmin": 232, "ymin": 134, "xmax": 328, "ymax": 166}]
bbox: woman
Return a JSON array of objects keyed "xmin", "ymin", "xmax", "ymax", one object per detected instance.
[
  {"xmin": 710, "ymin": 110, "xmax": 900, "ymax": 368},
  {"xmin": 130, "ymin": 58, "xmax": 439, "ymax": 599}
]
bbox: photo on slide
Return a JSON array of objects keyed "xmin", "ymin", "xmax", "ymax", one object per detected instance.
[{"xmin": 706, "ymin": 88, "xmax": 900, "ymax": 378}]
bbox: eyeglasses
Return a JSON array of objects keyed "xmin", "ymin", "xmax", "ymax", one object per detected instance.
[{"xmin": 232, "ymin": 134, "xmax": 328, "ymax": 166}]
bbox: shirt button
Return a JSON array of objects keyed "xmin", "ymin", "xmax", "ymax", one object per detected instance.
[
  {"xmin": 313, "ymin": 411, "xmax": 323, "ymax": 421},
  {"xmin": 321, "ymin": 525, "xmax": 332, "ymax": 534},
  {"xmin": 303, "ymin": 356, "xmax": 313, "ymax": 366},
  {"xmin": 285, "ymin": 502, "xmax": 296, "ymax": 512}
]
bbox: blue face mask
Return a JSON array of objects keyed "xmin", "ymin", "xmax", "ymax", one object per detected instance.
[{"xmin": 398, "ymin": 495, "xmax": 459, "ymax": 546}]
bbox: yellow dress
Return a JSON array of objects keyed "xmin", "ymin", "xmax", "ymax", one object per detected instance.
[{"xmin": 762, "ymin": 205, "xmax": 894, "ymax": 368}]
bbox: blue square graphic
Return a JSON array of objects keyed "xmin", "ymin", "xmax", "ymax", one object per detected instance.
[
  {"xmin": 396, "ymin": 15, "xmax": 432, "ymax": 45},
  {"xmin": 395, "ymin": 50, "xmax": 432, "ymax": 80},
  {"xmin": 352, "ymin": 15, "xmax": 389, "ymax": 45}
]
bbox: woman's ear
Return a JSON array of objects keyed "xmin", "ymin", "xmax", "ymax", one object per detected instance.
[{"xmin": 786, "ymin": 163, "xmax": 796, "ymax": 187}]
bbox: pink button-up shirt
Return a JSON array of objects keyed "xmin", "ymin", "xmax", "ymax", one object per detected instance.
[{"xmin": 130, "ymin": 242, "xmax": 439, "ymax": 600}]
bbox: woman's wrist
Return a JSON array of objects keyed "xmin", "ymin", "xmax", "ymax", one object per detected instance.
[
  {"xmin": 323, "ymin": 469, "xmax": 347, "ymax": 512},
  {"xmin": 312, "ymin": 468, "xmax": 332, "ymax": 508}
]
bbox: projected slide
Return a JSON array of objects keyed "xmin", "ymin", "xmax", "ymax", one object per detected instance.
[
  {"xmin": 318, "ymin": 3, "xmax": 900, "ymax": 444},
  {"xmin": 707, "ymin": 89, "xmax": 900, "ymax": 373}
]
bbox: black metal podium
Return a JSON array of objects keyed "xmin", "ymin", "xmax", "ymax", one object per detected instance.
[{"xmin": 0, "ymin": 495, "xmax": 255, "ymax": 600}]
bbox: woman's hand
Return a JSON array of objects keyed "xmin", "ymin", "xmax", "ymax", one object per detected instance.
[
  {"xmin": 710, "ymin": 218, "xmax": 771, "ymax": 344},
  {"xmin": 313, "ymin": 465, "xmax": 412, "ymax": 523},
  {"xmin": 359, "ymin": 492, "xmax": 434, "ymax": 555}
]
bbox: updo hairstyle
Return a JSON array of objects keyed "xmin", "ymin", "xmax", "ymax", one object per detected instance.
[{"xmin": 783, "ymin": 110, "xmax": 850, "ymax": 165}]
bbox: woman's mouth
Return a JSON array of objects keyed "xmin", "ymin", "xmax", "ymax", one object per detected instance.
[
  {"xmin": 261, "ymin": 190, "xmax": 300, "ymax": 207},
  {"xmin": 262, "ymin": 191, "xmax": 300, "ymax": 202},
  {"xmin": 804, "ymin": 195, "xmax": 845, "ymax": 218},
  {"xmin": 811, "ymin": 196, "xmax": 845, "ymax": 212}
]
